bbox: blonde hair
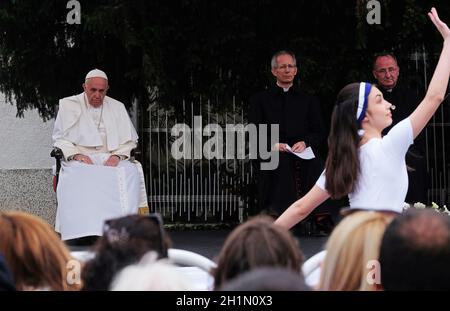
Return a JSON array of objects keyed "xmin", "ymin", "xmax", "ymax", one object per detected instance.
[
  {"xmin": 0, "ymin": 211, "xmax": 80, "ymax": 291},
  {"xmin": 319, "ymin": 211, "xmax": 394, "ymax": 291}
]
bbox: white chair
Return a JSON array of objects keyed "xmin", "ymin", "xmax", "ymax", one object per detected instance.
[
  {"xmin": 70, "ymin": 250, "xmax": 96, "ymax": 262},
  {"xmin": 70, "ymin": 248, "xmax": 216, "ymax": 291},
  {"xmin": 301, "ymin": 250, "xmax": 326, "ymax": 289},
  {"xmin": 168, "ymin": 248, "xmax": 217, "ymax": 272},
  {"xmin": 168, "ymin": 248, "xmax": 216, "ymax": 291}
]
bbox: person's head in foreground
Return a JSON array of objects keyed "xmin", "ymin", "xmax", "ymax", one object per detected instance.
[
  {"xmin": 213, "ymin": 215, "xmax": 304, "ymax": 290},
  {"xmin": 379, "ymin": 208, "xmax": 450, "ymax": 290},
  {"xmin": 82, "ymin": 213, "xmax": 171, "ymax": 291},
  {"xmin": 319, "ymin": 210, "xmax": 394, "ymax": 291},
  {"xmin": 221, "ymin": 267, "xmax": 310, "ymax": 291},
  {"xmin": 0, "ymin": 211, "xmax": 80, "ymax": 290}
]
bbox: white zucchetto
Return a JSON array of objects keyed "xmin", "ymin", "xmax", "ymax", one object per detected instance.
[{"xmin": 85, "ymin": 69, "xmax": 108, "ymax": 81}]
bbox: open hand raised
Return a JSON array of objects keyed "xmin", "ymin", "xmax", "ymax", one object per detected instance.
[{"xmin": 428, "ymin": 7, "xmax": 450, "ymax": 41}]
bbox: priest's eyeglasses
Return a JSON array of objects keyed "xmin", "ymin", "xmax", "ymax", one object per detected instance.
[
  {"xmin": 276, "ymin": 64, "xmax": 296, "ymax": 70},
  {"xmin": 375, "ymin": 67, "xmax": 398, "ymax": 75}
]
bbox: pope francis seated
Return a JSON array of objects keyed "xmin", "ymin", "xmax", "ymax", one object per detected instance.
[{"xmin": 52, "ymin": 69, "xmax": 148, "ymax": 241}]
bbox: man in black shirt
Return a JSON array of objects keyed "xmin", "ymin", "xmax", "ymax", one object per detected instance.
[
  {"xmin": 249, "ymin": 50, "xmax": 326, "ymax": 216},
  {"xmin": 372, "ymin": 53, "xmax": 428, "ymax": 204}
]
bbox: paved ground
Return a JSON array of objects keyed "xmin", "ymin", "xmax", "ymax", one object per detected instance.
[{"xmin": 168, "ymin": 229, "xmax": 328, "ymax": 260}]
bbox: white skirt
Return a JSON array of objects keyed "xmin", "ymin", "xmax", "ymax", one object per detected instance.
[{"xmin": 55, "ymin": 153, "xmax": 144, "ymax": 240}]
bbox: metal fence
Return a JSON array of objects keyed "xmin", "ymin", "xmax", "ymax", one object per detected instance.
[
  {"xmin": 412, "ymin": 47, "xmax": 449, "ymax": 206},
  {"xmin": 142, "ymin": 98, "xmax": 253, "ymax": 223}
]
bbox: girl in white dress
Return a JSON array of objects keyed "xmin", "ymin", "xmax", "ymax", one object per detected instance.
[{"xmin": 275, "ymin": 8, "xmax": 450, "ymax": 229}]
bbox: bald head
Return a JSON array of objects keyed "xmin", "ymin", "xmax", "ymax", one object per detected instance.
[{"xmin": 379, "ymin": 209, "xmax": 450, "ymax": 290}]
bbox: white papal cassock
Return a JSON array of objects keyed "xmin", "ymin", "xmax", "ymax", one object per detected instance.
[{"xmin": 53, "ymin": 92, "xmax": 148, "ymax": 240}]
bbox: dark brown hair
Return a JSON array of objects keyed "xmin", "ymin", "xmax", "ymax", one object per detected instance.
[
  {"xmin": 81, "ymin": 214, "xmax": 171, "ymax": 291},
  {"xmin": 213, "ymin": 216, "xmax": 304, "ymax": 290},
  {"xmin": 325, "ymin": 83, "xmax": 365, "ymax": 199},
  {"xmin": 372, "ymin": 52, "xmax": 398, "ymax": 70}
]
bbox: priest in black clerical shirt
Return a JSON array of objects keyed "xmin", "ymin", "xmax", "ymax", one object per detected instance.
[
  {"xmin": 372, "ymin": 53, "xmax": 428, "ymax": 204},
  {"xmin": 248, "ymin": 50, "xmax": 326, "ymax": 216}
]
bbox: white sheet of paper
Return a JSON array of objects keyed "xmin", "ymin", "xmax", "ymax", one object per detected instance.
[{"xmin": 285, "ymin": 145, "xmax": 315, "ymax": 160}]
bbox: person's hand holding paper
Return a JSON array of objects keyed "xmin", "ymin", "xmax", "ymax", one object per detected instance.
[
  {"xmin": 285, "ymin": 144, "xmax": 315, "ymax": 160},
  {"xmin": 291, "ymin": 141, "xmax": 307, "ymax": 153}
]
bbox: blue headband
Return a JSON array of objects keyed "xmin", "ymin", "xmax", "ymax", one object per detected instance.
[{"xmin": 356, "ymin": 82, "xmax": 371, "ymax": 124}]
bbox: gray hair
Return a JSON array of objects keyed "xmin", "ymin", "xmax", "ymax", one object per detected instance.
[
  {"xmin": 271, "ymin": 50, "xmax": 297, "ymax": 69},
  {"xmin": 110, "ymin": 252, "xmax": 193, "ymax": 291}
]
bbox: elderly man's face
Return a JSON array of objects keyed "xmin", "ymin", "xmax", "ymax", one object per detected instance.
[
  {"xmin": 83, "ymin": 77, "xmax": 109, "ymax": 107},
  {"xmin": 373, "ymin": 56, "xmax": 400, "ymax": 90},
  {"xmin": 271, "ymin": 54, "xmax": 297, "ymax": 86}
]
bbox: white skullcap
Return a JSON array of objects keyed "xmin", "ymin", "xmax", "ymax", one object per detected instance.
[{"xmin": 85, "ymin": 69, "xmax": 108, "ymax": 80}]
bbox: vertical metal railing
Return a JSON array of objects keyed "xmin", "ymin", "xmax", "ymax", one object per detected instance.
[
  {"xmin": 413, "ymin": 47, "xmax": 449, "ymax": 206},
  {"xmin": 143, "ymin": 97, "xmax": 252, "ymax": 223}
]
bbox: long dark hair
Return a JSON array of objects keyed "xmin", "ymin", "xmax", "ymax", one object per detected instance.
[{"xmin": 325, "ymin": 83, "xmax": 366, "ymax": 199}]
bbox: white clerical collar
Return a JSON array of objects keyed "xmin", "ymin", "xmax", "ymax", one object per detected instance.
[{"xmin": 276, "ymin": 82, "xmax": 292, "ymax": 92}]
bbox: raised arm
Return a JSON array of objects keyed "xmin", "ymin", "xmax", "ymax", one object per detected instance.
[
  {"xmin": 410, "ymin": 8, "xmax": 450, "ymax": 138},
  {"xmin": 274, "ymin": 185, "xmax": 330, "ymax": 229}
]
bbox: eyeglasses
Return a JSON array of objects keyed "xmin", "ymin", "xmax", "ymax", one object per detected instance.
[
  {"xmin": 276, "ymin": 64, "xmax": 296, "ymax": 70},
  {"xmin": 375, "ymin": 67, "xmax": 398, "ymax": 75}
]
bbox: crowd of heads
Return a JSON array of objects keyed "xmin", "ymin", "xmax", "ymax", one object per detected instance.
[{"xmin": 1, "ymin": 206, "xmax": 449, "ymax": 292}]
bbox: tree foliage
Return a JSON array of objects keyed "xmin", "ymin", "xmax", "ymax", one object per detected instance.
[{"xmin": 0, "ymin": 0, "xmax": 449, "ymax": 121}]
